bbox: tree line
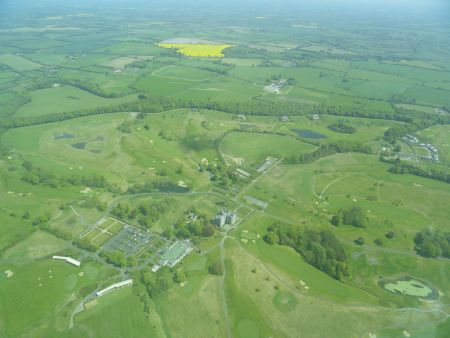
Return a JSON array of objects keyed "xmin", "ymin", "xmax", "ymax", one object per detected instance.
[
  {"xmin": 21, "ymin": 160, "xmax": 111, "ymax": 190},
  {"xmin": 4, "ymin": 94, "xmax": 443, "ymax": 131},
  {"xmin": 381, "ymin": 158, "xmax": 450, "ymax": 184},
  {"xmin": 285, "ymin": 140, "xmax": 372, "ymax": 164}
]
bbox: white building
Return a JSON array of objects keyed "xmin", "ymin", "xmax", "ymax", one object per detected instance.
[
  {"xmin": 52, "ymin": 256, "xmax": 81, "ymax": 267},
  {"xmin": 96, "ymin": 279, "xmax": 133, "ymax": 297}
]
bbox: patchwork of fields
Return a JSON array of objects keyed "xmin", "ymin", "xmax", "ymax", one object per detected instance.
[{"xmin": 1, "ymin": 2, "xmax": 450, "ymax": 338}]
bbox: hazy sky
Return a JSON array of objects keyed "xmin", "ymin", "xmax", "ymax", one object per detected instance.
[{"xmin": 0, "ymin": 0, "xmax": 448, "ymax": 22}]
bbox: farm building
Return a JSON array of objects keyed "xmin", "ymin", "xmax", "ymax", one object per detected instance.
[
  {"xmin": 257, "ymin": 156, "xmax": 277, "ymax": 173},
  {"xmin": 96, "ymin": 279, "xmax": 133, "ymax": 297},
  {"xmin": 236, "ymin": 168, "xmax": 252, "ymax": 178},
  {"xmin": 52, "ymin": 256, "xmax": 81, "ymax": 267}
]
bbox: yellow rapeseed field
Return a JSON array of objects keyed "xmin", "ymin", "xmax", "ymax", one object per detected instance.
[{"xmin": 157, "ymin": 43, "xmax": 232, "ymax": 57}]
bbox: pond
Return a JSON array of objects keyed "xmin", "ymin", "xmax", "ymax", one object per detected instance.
[
  {"xmin": 71, "ymin": 142, "xmax": 87, "ymax": 150},
  {"xmin": 54, "ymin": 132, "xmax": 75, "ymax": 140},
  {"xmin": 379, "ymin": 276, "xmax": 439, "ymax": 301},
  {"xmin": 291, "ymin": 128, "xmax": 327, "ymax": 139}
]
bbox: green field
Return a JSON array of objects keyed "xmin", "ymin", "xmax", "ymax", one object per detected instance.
[
  {"xmin": 0, "ymin": 53, "xmax": 42, "ymax": 71},
  {"xmin": 220, "ymin": 132, "xmax": 316, "ymax": 165},
  {"xmin": 15, "ymin": 86, "xmax": 138, "ymax": 117},
  {"xmin": 1, "ymin": 1, "xmax": 450, "ymax": 337}
]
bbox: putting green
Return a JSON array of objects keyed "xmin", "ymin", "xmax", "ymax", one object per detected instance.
[
  {"xmin": 273, "ymin": 291, "xmax": 298, "ymax": 313},
  {"xmin": 64, "ymin": 273, "xmax": 79, "ymax": 291}
]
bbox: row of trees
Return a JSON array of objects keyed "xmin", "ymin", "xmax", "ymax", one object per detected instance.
[
  {"xmin": 414, "ymin": 229, "xmax": 450, "ymax": 258},
  {"xmin": 126, "ymin": 180, "xmax": 188, "ymax": 194},
  {"xmin": 3, "ymin": 93, "xmax": 436, "ymax": 131},
  {"xmin": 21, "ymin": 160, "xmax": 110, "ymax": 189},
  {"xmin": 264, "ymin": 224, "xmax": 349, "ymax": 280},
  {"xmin": 383, "ymin": 119, "xmax": 440, "ymax": 143},
  {"xmin": 285, "ymin": 140, "xmax": 372, "ymax": 164},
  {"xmin": 387, "ymin": 162, "xmax": 450, "ymax": 184}
]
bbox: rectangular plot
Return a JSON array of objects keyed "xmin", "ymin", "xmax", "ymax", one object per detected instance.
[
  {"xmin": 83, "ymin": 228, "xmax": 102, "ymax": 242},
  {"xmin": 109, "ymin": 221, "xmax": 125, "ymax": 234},
  {"xmin": 244, "ymin": 195, "xmax": 269, "ymax": 209},
  {"xmin": 98, "ymin": 218, "xmax": 116, "ymax": 229},
  {"xmin": 92, "ymin": 232, "xmax": 113, "ymax": 247}
]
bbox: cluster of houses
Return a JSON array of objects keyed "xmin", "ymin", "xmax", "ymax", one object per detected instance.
[
  {"xmin": 401, "ymin": 134, "xmax": 439, "ymax": 162},
  {"xmin": 214, "ymin": 208, "xmax": 237, "ymax": 228},
  {"xmin": 264, "ymin": 79, "xmax": 287, "ymax": 94}
]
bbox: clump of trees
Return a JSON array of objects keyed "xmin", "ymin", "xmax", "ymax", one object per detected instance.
[
  {"xmin": 285, "ymin": 140, "xmax": 372, "ymax": 164},
  {"xmin": 414, "ymin": 229, "xmax": 450, "ymax": 258},
  {"xmin": 112, "ymin": 200, "xmax": 172, "ymax": 228},
  {"xmin": 331, "ymin": 206, "xmax": 368, "ymax": 228},
  {"xmin": 264, "ymin": 224, "xmax": 349, "ymax": 280},
  {"xmin": 140, "ymin": 266, "xmax": 174, "ymax": 299},
  {"xmin": 171, "ymin": 218, "xmax": 216, "ymax": 240},
  {"xmin": 327, "ymin": 121, "xmax": 356, "ymax": 134},
  {"xmin": 208, "ymin": 261, "xmax": 224, "ymax": 276},
  {"xmin": 117, "ymin": 121, "xmax": 133, "ymax": 133},
  {"xmin": 205, "ymin": 162, "xmax": 238, "ymax": 189},
  {"xmin": 181, "ymin": 134, "xmax": 214, "ymax": 151},
  {"xmin": 72, "ymin": 238, "xmax": 97, "ymax": 252},
  {"xmin": 79, "ymin": 196, "xmax": 107, "ymax": 212},
  {"xmin": 99, "ymin": 250, "xmax": 128, "ymax": 267}
]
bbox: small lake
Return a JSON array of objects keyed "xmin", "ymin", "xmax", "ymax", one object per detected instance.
[
  {"xmin": 71, "ymin": 142, "xmax": 87, "ymax": 150},
  {"xmin": 54, "ymin": 132, "xmax": 75, "ymax": 140},
  {"xmin": 291, "ymin": 128, "xmax": 327, "ymax": 139},
  {"xmin": 379, "ymin": 276, "xmax": 439, "ymax": 301}
]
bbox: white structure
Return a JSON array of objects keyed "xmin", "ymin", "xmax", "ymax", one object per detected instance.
[
  {"xmin": 96, "ymin": 279, "xmax": 133, "ymax": 297},
  {"xmin": 257, "ymin": 157, "xmax": 277, "ymax": 173},
  {"xmin": 52, "ymin": 256, "xmax": 81, "ymax": 267},
  {"xmin": 236, "ymin": 168, "xmax": 251, "ymax": 178},
  {"xmin": 214, "ymin": 209, "xmax": 237, "ymax": 227}
]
